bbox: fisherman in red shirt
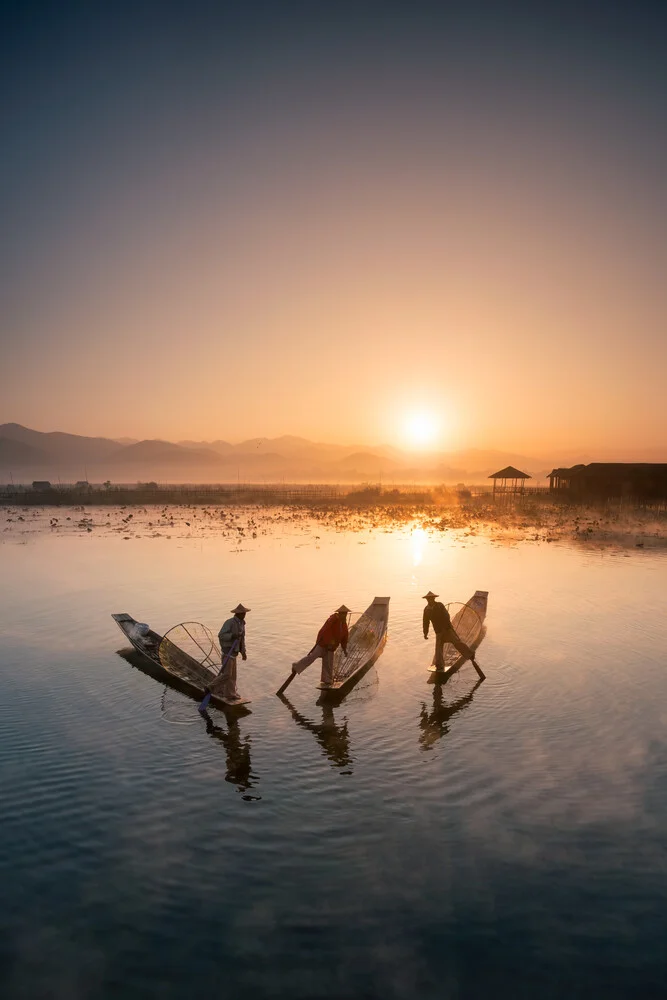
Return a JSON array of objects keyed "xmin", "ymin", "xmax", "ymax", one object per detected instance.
[{"xmin": 291, "ymin": 605, "xmax": 350, "ymax": 687}]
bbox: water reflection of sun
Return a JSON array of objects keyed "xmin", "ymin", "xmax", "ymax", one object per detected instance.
[{"xmin": 412, "ymin": 527, "xmax": 427, "ymax": 566}]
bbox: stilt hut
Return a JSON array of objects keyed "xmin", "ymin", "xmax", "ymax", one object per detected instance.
[
  {"xmin": 548, "ymin": 463, "xmax": 667, "ymax": 503},
  {"xmin": 489, "ymin": 466, "xmax": 531, "ymax": 496}
]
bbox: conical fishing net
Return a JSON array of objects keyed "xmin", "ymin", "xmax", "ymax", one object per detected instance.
[
  {"xmin": 435, "ymin": 602, "xmax": 482, "ymax": 671},
  {"xmin": 158, "ymin": 622, "xmax": 220, "ymax": 688},
  {"xmin": 332, "ymin": 611, "xmax": 387, "ymax": 684}
]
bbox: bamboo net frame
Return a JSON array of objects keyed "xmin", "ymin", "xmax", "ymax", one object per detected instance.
[{"xmin": 332, "ymin": 611, "xmax": 387, "ymax": 684}]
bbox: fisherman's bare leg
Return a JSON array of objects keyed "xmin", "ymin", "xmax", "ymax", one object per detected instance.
[{"xmin": 433, "ymin": 632, "xmax": 446, "ymax": 669}]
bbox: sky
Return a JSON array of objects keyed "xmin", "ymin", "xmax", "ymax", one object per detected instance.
[{"xmin": 2, "ymin": 1, "xmax": 666, "ymax": 454}]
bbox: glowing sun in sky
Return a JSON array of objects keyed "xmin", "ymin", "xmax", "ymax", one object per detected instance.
[{"xmin": 404, "ymin": 412, "xmax": 440, "ymax": 449}]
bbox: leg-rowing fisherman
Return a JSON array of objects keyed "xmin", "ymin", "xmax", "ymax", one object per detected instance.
[
  {"xmin": 291, "ymin": 605, "xmax": 350, "ymax": 687},
  {"xmin": 422, "ymin": 591, "xmax": 481, "ymax": 673}
]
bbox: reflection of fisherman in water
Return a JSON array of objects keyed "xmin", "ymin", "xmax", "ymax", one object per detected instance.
[
  {"xmin": 200, "ymin": 710, "xmax": 259, "ymax": 797},
  {"xmin": 418, "ymin": 678, "xmax": 483, "ymax": 752},
  {"xmin": 277, "ymin": 694, "xmax": 353, "ymax": 770}
]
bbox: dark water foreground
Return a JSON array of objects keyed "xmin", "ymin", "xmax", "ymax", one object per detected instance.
[{"xmin": 1, "ymin": 522, "xmax": 666, "ymax": 999}]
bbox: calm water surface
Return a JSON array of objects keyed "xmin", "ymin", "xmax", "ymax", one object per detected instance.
[{"xmin": 1, "ymin": 512, "xmax": 666, "ymax": 998}]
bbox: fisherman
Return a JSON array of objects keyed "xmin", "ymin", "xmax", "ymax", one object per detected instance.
[
  {"xmin": 422, "ymin": 591, "xmax": 480, "ymax": 672},
  {"xmin": 214, "ymin": 603, "xmax": 250, "ymax": 702},
  {"xmin": 291, "ymin": 605, "xmax": 350, "ymax": 687}
]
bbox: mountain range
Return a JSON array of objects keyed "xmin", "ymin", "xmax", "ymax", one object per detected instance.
[{"xmin": 1, "ymin": 423, "xmax": 666, "ymax": 485}]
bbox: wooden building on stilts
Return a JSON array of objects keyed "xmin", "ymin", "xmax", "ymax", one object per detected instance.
[
  {"xmin": 548, "ymin": 464, "xmax": 667, "ymax": 503},
  {"xmin": 489, "ymin": 466, "xmax": 532, "ymax": 498}
]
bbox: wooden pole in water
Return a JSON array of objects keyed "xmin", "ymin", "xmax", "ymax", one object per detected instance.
[
  {"xmin": 276, "ymin": 670, "xmax": 296, "ymax": 696},
  {"xmin": 471, "ymin": 658, "xmax": 486, "ymax": 680}
]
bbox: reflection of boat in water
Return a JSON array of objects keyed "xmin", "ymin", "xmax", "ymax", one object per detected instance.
[
  {"xmin": 419, "ymin": 677, "xmax": 484, "ymax": 751},
  {"xmin": 428, "ymin": 591, "xmax": 488, "ymax": 680},
  {"xmin": 199, "ymin": 709, "xmax": 260, "ymax": 799},
  {"xmin": 117, "ymin": 647, "xmax": 252, "ymax": 719},
  {"xmin": 112, "ymin": 613, "xmax": 250, "ymax": 713},
  {"xmin": 318, "ymin": 596, "xmax": 390, "ymax": 698},
  {"xmin": 277, "ymin": 694, "xmax": 353, "ymax": 770},
  {"xmin": 316, "ymin": 665, "xmax": 379, "ymax": 708}
]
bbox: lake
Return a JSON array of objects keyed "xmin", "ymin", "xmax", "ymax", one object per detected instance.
[{"xmin": 1, "ymin": 506, "xmax": 666, "ymax": 999}]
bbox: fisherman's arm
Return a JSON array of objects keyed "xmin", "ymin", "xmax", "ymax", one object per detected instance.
[{"xmin": 423, "ymin": 607, "xmax": 430, "ymax": 639}]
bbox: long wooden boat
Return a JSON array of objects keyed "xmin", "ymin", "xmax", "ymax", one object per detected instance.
[
  {"xmin": 112, "ymin": 613, "xmax": 251, "ymax": 710},
  {"xmin": 427, "ymin": 590, "xmax": 488, "ymax": 680},
  {"xmin": 317, "ymin": 596, "xmax": 390, "ymax": 694}
]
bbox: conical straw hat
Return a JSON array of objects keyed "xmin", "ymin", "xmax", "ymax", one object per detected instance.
[
  {"xmin": 422, "ymin": 591, "xmax": 439, "ymax": 599},
  {"xmin": 231, "ymin": 603, "xmax": 251, "ymax": 613}
]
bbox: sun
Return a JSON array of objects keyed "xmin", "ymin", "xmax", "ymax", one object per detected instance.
[{"xmin": 405, "ymin": 412, "xmax": 439, "ymax": 449}]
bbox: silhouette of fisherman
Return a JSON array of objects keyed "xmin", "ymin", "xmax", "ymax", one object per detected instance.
[
  {"xmin": 422, "ymin": 591, "xmax": 480, "ymax": 673},
  {"xmin": 291, "ymin": 604, "xmax": 350, "ymax": 687},
  {"xmin": 214, "ymin": 603, "xmax": 250, "ymax": 702}
]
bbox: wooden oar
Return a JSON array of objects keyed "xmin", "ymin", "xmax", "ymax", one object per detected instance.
[
  {"xmin": 276, "ymin": 669, "xmax": 296, "ymax": 696},
  {"xmin": 471, "ymin": 658, "xmax": 486, "ymax": 680},
  {"xmin": 198, "ymin": 639, "xmax": 239, "ymax": 712},
  {"xmin": 276, "ymin": 641, "xmax": 319, "ymax": 695}
]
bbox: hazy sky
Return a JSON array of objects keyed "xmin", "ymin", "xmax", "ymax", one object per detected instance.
[{"xmin": 2, "ymin": 1, "xmax": 666, "ymax": 452}]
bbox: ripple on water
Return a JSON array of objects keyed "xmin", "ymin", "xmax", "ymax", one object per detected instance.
[{"xmin": 2, "ymin": 526, "xmax": 667, "ymax": 998}]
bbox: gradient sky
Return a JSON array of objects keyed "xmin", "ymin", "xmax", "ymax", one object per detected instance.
[{"xmin": 2, "ymin": 1, "xmax": 666, "ymax": 453}]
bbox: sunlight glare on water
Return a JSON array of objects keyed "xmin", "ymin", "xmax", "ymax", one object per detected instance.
[{"xmin": 1, "ymin": 510, "xmax": 666, "ymax": 999}]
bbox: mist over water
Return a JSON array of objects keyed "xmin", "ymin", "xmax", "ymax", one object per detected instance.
[{"xmin": 2, "ymin": 513, "xmax": 666, "ymax": 998}]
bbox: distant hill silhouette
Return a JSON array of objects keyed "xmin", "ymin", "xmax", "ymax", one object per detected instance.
[
  {"xmin": 0, "ymin": 436, "xmax": 48, "ymax": 467},
  {"xmin": 0, "ymin": 423, "xmax": 120, "ymax": 464},
  {"xmin": 106, "ymin": 440, "xmax": 222, "ymax": 466},
  {"xmin": 218, "ymin": 452, "xmax": 290, "ymax": 472},
  {"xmin": 5, "ymin": 421, "xmax": 657, "ymax": 485},
  {"xmin": 333, "ymin": 451, "xmax": 401, "ymax": 474},
  {"xmin": 178, "ymin": 438, "xmax": 234, "ymax": 454}
]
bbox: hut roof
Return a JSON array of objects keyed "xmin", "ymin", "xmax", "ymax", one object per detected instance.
[
  {"xmin": 550, "ymin": 463, "xmax": 667, "ymax": 480},
  {"xmin": 584, "ymin": 463, "xmax": 667, "ymax": 474},
  {"xmin": 488, "ymin": 466, "xmax": 531, "ymax": 480},
  {"xmin": 548, "ymin": 465, "xmax": 585, "ymax": 477}
]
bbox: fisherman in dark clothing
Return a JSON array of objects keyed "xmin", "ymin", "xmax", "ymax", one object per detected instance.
[{"xmin": 422, "ymin": 591, "xmax": 479, "ymax": 672}]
